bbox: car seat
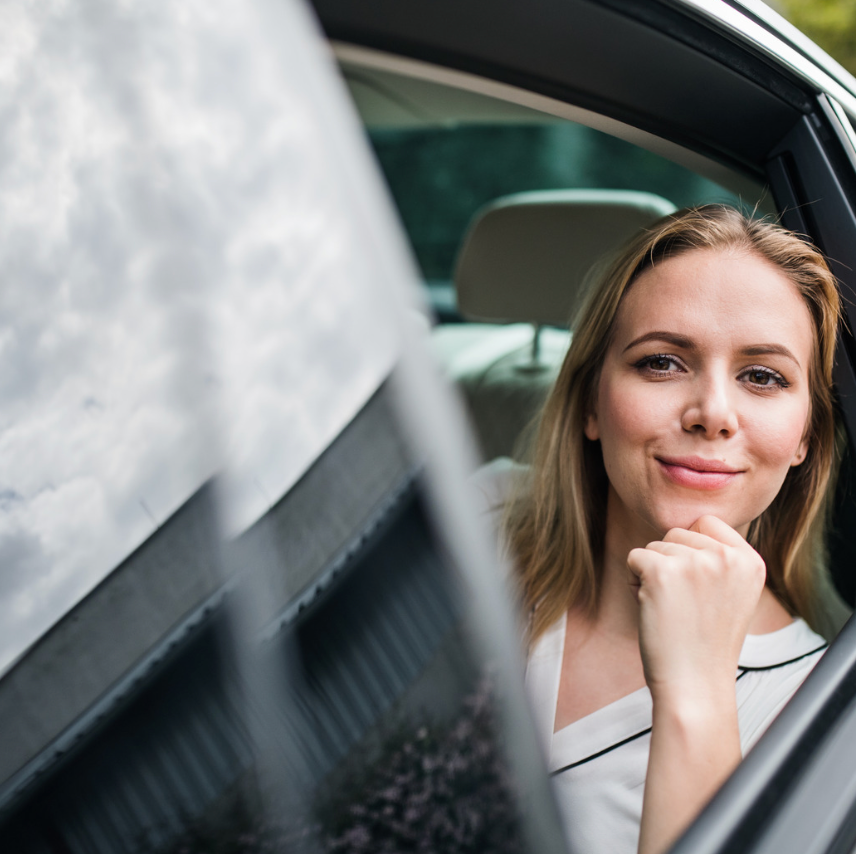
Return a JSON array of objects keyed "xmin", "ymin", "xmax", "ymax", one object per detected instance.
[{"xmin": 432, "ymin": 189, "xmax": 676, "ymax": 461}]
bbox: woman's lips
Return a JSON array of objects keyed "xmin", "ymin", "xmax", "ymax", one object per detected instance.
[{"xmin": 656, "ymin": 456, "xmax": 742, "ymax": 490}]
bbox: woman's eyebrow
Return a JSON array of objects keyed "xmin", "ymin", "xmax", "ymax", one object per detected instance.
[
  {"xmin": 621, "ymin": 334, "xmax": 802, "ymax": 368},
  {"xmin": 741, "ymin": 344, "xmax": 801, "ymax": 367},
  {"xmin": 622, "ymin": 331, "xmax": 694, "ymax": 353}
]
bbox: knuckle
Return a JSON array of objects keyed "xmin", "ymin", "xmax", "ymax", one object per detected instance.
[
  {"xmin": 645, "ymin": 567, "xmax": 665, "ymax": 589},
  {"xmin": 699, "ymin": 554, "xmax": 719, "ymax": 576}
]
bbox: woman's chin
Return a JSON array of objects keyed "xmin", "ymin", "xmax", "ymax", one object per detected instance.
[{"xmin": 611, "ymin": 487, "xmax": 753, "ymax": 541}]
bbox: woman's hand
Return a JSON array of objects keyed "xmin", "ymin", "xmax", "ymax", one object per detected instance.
[
  {"xmin": 627, "ymin": 514, "xmax": 766, "ymax": 706},
  {"xmin": 630, "ymin": 515, "xmax": 766, "ymax": 854}
]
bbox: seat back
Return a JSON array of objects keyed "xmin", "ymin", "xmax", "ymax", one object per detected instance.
[
  {"xmin": 438, "ymin": 190, "xmax": 676, "ymax": 460},
  {"xmin": 454, "ymin": 189, "xmax": 676, "ymax": 327}
]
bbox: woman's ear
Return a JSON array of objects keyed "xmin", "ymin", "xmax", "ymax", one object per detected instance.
[
  {"xmin": 584, "ymin": 411, "xmax": 599, "ymax": 441},
  {"xmin": 790, "ymin": 436, "xmax": 808, "ymax": 467}
]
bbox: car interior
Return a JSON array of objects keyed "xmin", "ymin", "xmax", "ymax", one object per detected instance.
[
  {"xmin": 327, "ymin": 46, "xmax": 856, "ymax": 854},
  {"xmin": 329, "ymin": 44, "xmax": 856, "ymax": 854},
  {"xmin": 324, "ymin": 28, "xmax": 856, "ymax": 849},
  {"xmin": 337, "ymin": 48, "xmax": 856, "ymax": 626},
  {"xmin": 338, "ymin": 48, "xmax": 770, "ymax": 465}
]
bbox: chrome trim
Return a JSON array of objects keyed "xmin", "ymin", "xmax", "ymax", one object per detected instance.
[
  {"xmin": 734, "ymin": 0, "xmax": 856, "ymax": 89},
  {"xmin": 667, "ymin": 0, "xmax": 856, "ymax": 120}
]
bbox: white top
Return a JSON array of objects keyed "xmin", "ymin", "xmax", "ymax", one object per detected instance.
[{"xmin": 526, "ymin": 613, "xmax": 827, "ymax": 854}]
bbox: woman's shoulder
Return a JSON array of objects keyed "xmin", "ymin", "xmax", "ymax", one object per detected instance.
[
  {"xmin": 737, "ymin": 618, "xmax": 828, "ymax": 751},
  {"xmin": 739, "ymin": 617, "xmax": 827, "ymax": 670}
]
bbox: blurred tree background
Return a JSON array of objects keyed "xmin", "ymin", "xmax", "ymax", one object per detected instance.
[{"xmin": 777, "ymin": 0, "xmax": 856, "ymax": 77}]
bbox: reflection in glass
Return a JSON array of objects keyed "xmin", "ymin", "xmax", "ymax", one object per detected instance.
[{"xmin": 0, "ymin": 1, "xmax": 563, "ymax": 853}]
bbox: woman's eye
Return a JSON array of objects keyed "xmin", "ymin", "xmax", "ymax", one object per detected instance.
[
  {"xmin": 637, "ymin": 355, "xmax": 681, "ymax": 373},
  {"xmin": 742, "ymin": 367, "xmax": 790, "ymax": 389},
  {"xmin": 748, "ymin": 370, "xmax": 772, "ymax": 385}
]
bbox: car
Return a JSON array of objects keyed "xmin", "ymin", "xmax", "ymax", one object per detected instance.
[{"xmin": 3, "ymin": 1, "xmax": 856, "ymax": 853}]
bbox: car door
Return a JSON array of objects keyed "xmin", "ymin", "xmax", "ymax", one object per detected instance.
[{"xmin": 309, "ymin": 0, "xmax": 856, "ymax": 851}]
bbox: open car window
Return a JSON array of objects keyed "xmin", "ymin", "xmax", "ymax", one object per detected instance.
[{"xmin": 340, "ymin": 56, "xmax": 768, "ymax": 324}]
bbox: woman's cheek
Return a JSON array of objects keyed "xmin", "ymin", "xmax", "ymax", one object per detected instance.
[
  {"xmin": 595, "ymin": 381, "xmax": 662, "ymax": 481},
  {"xmin": 599, "ymin": 372, "xmax": 658, "ymax": 429},
  {"xmin": 743, "ymin": 399, "xmax": 810, "ymax": 471}
]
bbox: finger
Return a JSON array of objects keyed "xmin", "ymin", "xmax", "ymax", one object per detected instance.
[
  {"xmin": 689, "ymin": 515, "xmax": 748, "ymax": 547},
  {"xmin": 660, "ymin": 527, "xmax": 719, "ymax": 550},
  {"xmin": 642, "ymin": 540, "xmax": 695, "ymax": 558},
  {"xmin": 627, "ymin": 546, "xmax": 672, "ymax": 580}
]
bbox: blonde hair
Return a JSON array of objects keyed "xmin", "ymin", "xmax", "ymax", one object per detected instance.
[{"xmin": 505, "ymin": 205, "xmax": 845, "ymax": 643}]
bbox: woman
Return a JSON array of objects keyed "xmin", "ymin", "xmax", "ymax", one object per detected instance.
[{"xmin": 490, "ymin": 205, "xmax": 850, "ymax": 854}]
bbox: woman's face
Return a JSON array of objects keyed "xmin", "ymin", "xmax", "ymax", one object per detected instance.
[{"xmin": 585, "ymin": 246, "xmax": 813, "ymax": 541}]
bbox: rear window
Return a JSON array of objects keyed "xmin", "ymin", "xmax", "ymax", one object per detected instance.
[{"xmin": 369, "ymin": 121, "xmax": 742, "ymax": 287}]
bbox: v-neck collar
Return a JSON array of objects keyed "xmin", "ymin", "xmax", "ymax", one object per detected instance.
[{"xmin": 525, "ymin": 610, "xmax": 827, "ymax": 774}]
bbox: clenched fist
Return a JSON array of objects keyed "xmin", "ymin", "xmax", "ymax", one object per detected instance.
[{"xmin": 627, "ymin": 515, "xmax": 767, "ymax": 707}]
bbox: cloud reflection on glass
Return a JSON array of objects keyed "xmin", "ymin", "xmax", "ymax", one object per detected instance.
[{"xmin": 0, "ymin": 0, "xmax": 396, "ymax": 670}]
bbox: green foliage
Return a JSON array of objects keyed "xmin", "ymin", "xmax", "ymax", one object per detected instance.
[{"xmin": 779, "ymin": 0, "xmax": 856, "ymax": 77}]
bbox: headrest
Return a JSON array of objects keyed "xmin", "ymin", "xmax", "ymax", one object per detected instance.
[{"xmin": 454, "ymin": 189, "xmax": 676, "ymax": 327}]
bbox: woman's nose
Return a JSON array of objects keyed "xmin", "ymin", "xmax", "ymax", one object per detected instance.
[{"xmin": 680, "ymin": 373, "xmax": 739, "ymax": 437}]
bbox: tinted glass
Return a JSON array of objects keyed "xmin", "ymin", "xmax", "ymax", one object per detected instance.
[
  {"xmin": 0, "ymin": 5, "xmax": 563, "ymax": 854},
  {"xmin": 370, "ymin": 122, "xmax": 741, "ymax": 284}
]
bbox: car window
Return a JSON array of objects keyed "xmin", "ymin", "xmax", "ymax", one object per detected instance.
[
  {"xmin": 371, "ymin": 121, "xmax": 740, "ymax": 288},
  {"xmin": 344, "ymin": 61, "xmax": 766, "ymax": 322},
  {"xmin": 321, "ymin": 8, "xmax": 856, "ymax": 853},
  {"xmin": 0, "ymin": 6, "xmax": 566, "ymax": 854}
]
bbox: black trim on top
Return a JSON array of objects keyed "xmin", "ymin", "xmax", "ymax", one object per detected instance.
[
  {"xmin": 550, "ymin": 647, "xmax": 827, "ymax": 777},
  {"xmin": 737, "ymin": 645, "xmax": 828, "ymax": 673},
  {"xmin": 314, "ymin": 0, "xmax": 799, "ymax": 177},
  {"xmin": 549, "ymin": 727, "xmax": 652, "ymax": 777}
]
